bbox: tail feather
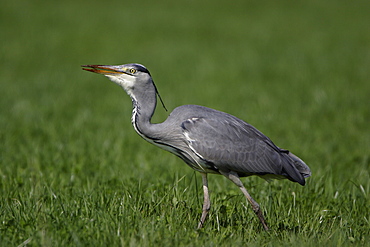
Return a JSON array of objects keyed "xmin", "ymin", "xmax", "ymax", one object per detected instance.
[
  {"xmin": 288, "ymin": 152, "xmax": 311, "ymax": 178},
  {"xmin": 280, "ymin": 151, "xmax": 311, "ymax": 186}
]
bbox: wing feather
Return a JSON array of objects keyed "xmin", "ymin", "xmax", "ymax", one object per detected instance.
[{"xmin": 181, "ymin": 115, "xmax": 304, "ymax": 183}]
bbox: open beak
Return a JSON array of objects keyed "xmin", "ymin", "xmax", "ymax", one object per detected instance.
[{"xmin": 81, "ymin": 65, "xmax": 125, "ymax": 75}]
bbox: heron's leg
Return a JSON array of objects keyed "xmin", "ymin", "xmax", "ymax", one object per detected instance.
[
  {"xmin": 220, "ymin": 171, "xmax": 269, "ymax": 231},
  {"xmin": 197, "ymin": 172, "xmax": 211, "ymax": 229}
]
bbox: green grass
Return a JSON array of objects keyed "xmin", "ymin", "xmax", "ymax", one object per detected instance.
[{"xmin": 1, "ymin": 0, "xmax": 369, "ymax": 246}]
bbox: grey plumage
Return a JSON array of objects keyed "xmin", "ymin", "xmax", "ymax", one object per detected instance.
[{"xmin": 82, "ymin": 63, "xmax": 311, "ymax": 230}]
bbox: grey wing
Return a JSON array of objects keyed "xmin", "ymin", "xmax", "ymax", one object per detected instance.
[{"xmin": 181, "ymin": 116, "xmax": 305, "ymax": 184}]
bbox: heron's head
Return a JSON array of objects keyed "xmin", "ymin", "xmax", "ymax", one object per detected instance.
[
  {"xmin": 82, "ymin": 63, "xmax": 152, "ymax": 93},
  {"xmin": 82, "ymin": 63, "xmax": 167, "ymax": 110}
]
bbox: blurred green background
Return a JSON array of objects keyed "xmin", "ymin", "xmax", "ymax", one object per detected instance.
[{"xmin": 1, "ymin": 0, "xmax": 369, "ymax": 246}]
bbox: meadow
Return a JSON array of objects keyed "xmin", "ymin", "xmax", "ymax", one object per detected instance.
[{"xmin": 0, "ymin": 0, "xmax": 369, "ymax": 246}]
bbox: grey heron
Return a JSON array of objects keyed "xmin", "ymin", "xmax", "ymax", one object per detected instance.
[{"xmin": 82, "ymin": 63, "xmax": 311, "ymax": 230}]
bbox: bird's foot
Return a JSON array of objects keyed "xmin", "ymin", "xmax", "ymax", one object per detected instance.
[{"xmin": 253, "ymin": 207, "xmax": 269, "ymax": 231}]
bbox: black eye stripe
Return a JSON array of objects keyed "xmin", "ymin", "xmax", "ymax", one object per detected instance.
[{"xmin": 127, "ymin": 63, "xmax": 150, "ymax": 75}]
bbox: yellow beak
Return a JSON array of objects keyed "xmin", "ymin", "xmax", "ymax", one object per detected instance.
[{"xmin": 81, "ymin": 65, "xmax": 125, "ymax": 75}]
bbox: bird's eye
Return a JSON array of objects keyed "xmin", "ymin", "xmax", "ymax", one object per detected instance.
[{"xmin": 130, "ymin": 68, "xmax": 136, "ymax": 74}]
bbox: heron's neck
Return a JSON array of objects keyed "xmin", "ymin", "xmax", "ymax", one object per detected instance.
[{"xmin": 129, "ymin": 87, "xmax": 158, "ymax": 141}]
